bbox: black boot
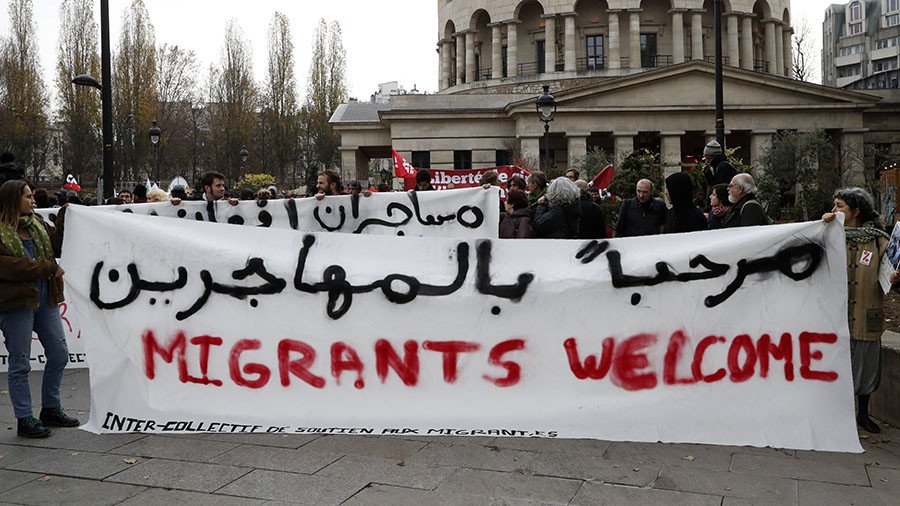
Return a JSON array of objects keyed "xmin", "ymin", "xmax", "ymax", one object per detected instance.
[
  {"xmin": 39, "ymin": 406, "xmax": 80, "ymax": 428},
  {"xmin": 17, "ymin": 416, "xmax": 51, "ymax": 438},
  {"xmin": 857, "ymin": 395, "xmax": 881, "ymax": 434}
]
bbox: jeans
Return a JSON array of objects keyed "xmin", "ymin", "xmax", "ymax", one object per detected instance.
[{"xmin": 0, "ymin": 282, "xmax": 69, "ymax": 419}]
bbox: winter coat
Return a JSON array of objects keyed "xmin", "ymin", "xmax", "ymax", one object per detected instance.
[
  {"xmin": 0, "ymin": 210, "xmax": 65, "ymax": 312},
  {"xmin": 846, "ymin": 234, "xmax": 889, "ymax": 342},
  {"xmin": 534, "ymin": 201, "xmax": 581, "ymax": 239},
  {"xmin": 578, "ymin": 195, "xmax": 607, "ymax": 239},
  {"xmin": 615, "ymin": 197, "xmax": 666, "ymax": 237},
  {"xmin": 664, "ymin": 172, "xmax": 708, "ymax": 234},
  {"xmin": 499, "ymin": 208, "xmax": 535, "ymax": 239},
  {"xmin": 720, "ymin": 193, "xmax": 770, "ymax": 228}
]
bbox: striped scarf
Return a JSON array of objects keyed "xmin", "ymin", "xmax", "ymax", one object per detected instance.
[{"xmin": 845, "ymin": 222, "xmax": 890, "ymax": 246}]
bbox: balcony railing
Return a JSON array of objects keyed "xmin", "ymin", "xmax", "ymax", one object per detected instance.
[
  {"xmin": 446, "ymin": 76, "xmax": 457, "ymax": 88},
  {"xmin": 753, "ymin": 59, "xmax": 769, "ymax": 73},
  {"xmin": 476, "ymin": 67, "xmax": 492, "ymax": 81},
  {"xmin": 517, "ymin": 61, "xmax": 541, "ymax": 76},
  {"xmin": 576, "ymin": 56, "xmax": 605, "ymax": 71},
  {"xmin": 643, "ymin": 54, "xmax": 673, "ymax": 68},
  {"xmin": 703, "ymin": 55, "xmax": 731, "ymax": 66}
]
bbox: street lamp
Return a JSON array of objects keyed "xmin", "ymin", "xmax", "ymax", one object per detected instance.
[
  {"xmin": 69, "ymin": 0, "xmax": 113, "ymax": 200},
  {"xmin": 148, "ymin": 120, "xmax": 161, "ymax": 183},
  {"xmin": 714, "ymin": 0, "xmax": 725, "ymax": 146},
  {"xmin": 535, "ymin": 84, "xmax": 557, "ymax": 170},
  {"xmin": 240, "ymin": 145, "xmax": 249, "ymax": 173}
]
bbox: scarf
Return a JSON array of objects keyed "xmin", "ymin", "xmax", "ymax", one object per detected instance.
[
  {"xmin": 0, "ymin": 213, "xmax": 53, "ymax": 261},
  {"xmin": 845, "ymin": 222, "xmax": 889, "ymax": 246},
  {"xmin": 711, "ymin": 205, "xmax": 730, "ymax": 218}
]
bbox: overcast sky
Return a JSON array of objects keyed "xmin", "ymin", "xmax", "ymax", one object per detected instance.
[{"xmin": 0, "ymin": 0, "xmax": 835, "ymax": 106}]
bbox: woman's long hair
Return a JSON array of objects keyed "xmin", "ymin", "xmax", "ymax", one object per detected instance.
[{"xmin": 0, "ymin": 180, "xmax": 27, "ymax": 228}]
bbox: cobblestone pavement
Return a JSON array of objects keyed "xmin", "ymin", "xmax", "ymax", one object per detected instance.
[{"xmin": 1, "ymin": 369, "xmax": 898, "ymax": 505}]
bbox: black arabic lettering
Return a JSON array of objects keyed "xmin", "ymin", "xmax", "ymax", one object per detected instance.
[
  {"xmin": 475, "ymin": 240, "xmax": 534, "ymax": 302},
  {"xmin": 90, "ymin": 263, "xmax": 188, "ymax": 310},
  {"xmin": 176, "ymin": 258, "xmax": 287, "ymax": 320},
  {"xmin": 312, "ymin": 203, "xmax": 347, "ymax": 232}
]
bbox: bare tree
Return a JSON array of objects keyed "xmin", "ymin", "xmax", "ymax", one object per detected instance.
[
  {"xmin": 258, "ymin": 11, "xmax": 298, "ymax": 185},
  {"xmin": 207, "ymin": 20, "xmax": 257, "ymax": 182},
  {"xmin": 55, "ymin": 0, "xmax": 101, "ymax": 184},
  {"xmin": 792, "ymin": 19, "xmax": 818, "ymax": 82},
  {"xmin": 113, "ymin": 0, "xmax": 157, "ymax": 182},
  {"xmin": 305, "ymin": 19, "xmax": 347, "ymax": 180},
  {"xmin": 0, "ymin": 0, "xmax": 50, "ymax": 181},
  {"xmin": 156, "ymin": 43, "xmax": 199, "ymax": 183}
]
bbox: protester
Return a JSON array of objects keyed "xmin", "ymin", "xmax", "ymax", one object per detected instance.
[
  {"xmin": 499, "ymin": 188, "xmax": 534, "ymax": 239},
  {"xmin": 565, "ymin": 169, "xmax": 579, "ymax": 181},
  {"xmin": 480, "ymin": 171, "xmax": 499, "ymax": 187},
  {"xmin": 588, "ymin": 186, "xmax": 601, "ymax": 203},
  {"xmin": 133, "ymin": 184, "xmax": 148, "ymax": 204},
  {"xmin": 823, "ymin": 187, "xmax": 900, "ymax": 434},
  {"xmin": 508, "ymin": 175, "xmax": 527, "ymax": 192},
  {"xmin": 346, "ymin": 180, "xmax": 363, "ymax": 195},
  {"xmin": 65, "ymin": 191, "xmax": 82, "ymax": 206},
  {"xmin": 170, "ymin": 185, "xmax": 188, "ymax": 201},
  {"xmin": 615, "ymin": 179, "xmax": 666, "ymax": 237},
  {"xmin": 527, "ymin": 172, "xmax": 548, "ymax": 208},
  {"xmin": 720, "ymin": 173, "xmax": 770, "ymax": 227},
  {"xmin": 664, "ymin": 172, "xmax": 707, "ymax": 234},
  {"xmin": 707, "ymin": 183, "xmax": 732, "ymax": 230},
  {"xmin": 414, "ymin": 169, "xmax": 435, "ymax": 191},
  {"xmin": 703, "ymin": 140, "xmax": 738, "ymax": 187},
  {"xmin": 105, "ymin": 197, "xmax": 125, "ymax": 205},
  {"xmin": 190, "ymin": 171, "xmax": 239, "ymax": 205},
  {"xmin": 575, "ymin": 179, "xmax": 607, "ymax": 239},
  {"xmin": 117, "ymin": 189, "xmax": 133, "ymax": 204},
  {"xmin": 316, "ymin": 170, "xmax": 344, "ymax": 198},
  {"xmin": 33, "ymin": 188, "xmax": 50, "ymax": 209},
  {"xmin": 0, "ymin": 180, "xmax": 79, "ymax": 438},
  {"xmin": 0, "ymin": 151, "xmax": 24, "ymax": 186},
  {"xmin": 147, "ymin": 188, "xmax": 169, "ymax": 203},
  {"xmin": 255, "ymin": 189, "xmax": 271, "ymax": 201},
  {"xmin": 534, "ymin": 177, "xmax": 581, "ymax": 239},
  {"xmin": 239, "ymin": 188, "xmax": 255, "ymax": 201}
]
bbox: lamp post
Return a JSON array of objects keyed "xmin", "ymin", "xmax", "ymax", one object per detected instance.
[
  {"xmin": 714, "ymin": 0, "xmax": 725, "ymax": 146},
  {"xmin": 148, "ymin": 120, "xmax": 161, "ymax": 183},
  {"xmin": 69, "ymin": 0, "xmax": 113, "ymax": 200},
  {"xmin": 240, "ymin": 145, "xmax": 249, "ymax": 173},
  {"xmin": 535, "ymin": 84, "xmax": 557, "ymax": 170}
]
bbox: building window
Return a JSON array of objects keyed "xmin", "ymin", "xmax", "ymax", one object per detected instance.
[
  {"xmin": 536, "ymin": 40, "xmax": 546, "ymax": 73},
  {"xmin": 454, "ymin": 150, "xmax": 472, "ymax": 170},
  {"xmin": 849, "ymin": 22, "xmax": 863, "ymax": 34},
  {"xmin": 495, "ymin": 150, "xmax": 512, "ymax": 166},
  {"xmin": 839, "ymin": 44, "xmax": 866, "ymax": 56},
  {"xmin": 887, "ymin": 14, "xmax": 900, "ymax": 27},
  {"xmin": 640, "ymin": 33, "xmax": 658, "ymax": 68},
  {"xmin": 586, "ymin": 35, "xmax": 604, "ymax": 69},
  {"xmin": 411, "ymin": 151, "xmax": 431, "ymax": 169},
  {"xmin": 838, "ymin": 65, "xmax": 862, "ymax": 77},
  {"xmin": 501, "ymin": 45, "xmax": 508, "ymax": 77},
  {"xmin": 850, "ymin": 1, "xmax": 862, "ymax": 21},
  {"xmin": 874, "ymin": 58, "xmax": 899, "ymax": 72},
  {"xmin": 876, "ymin": 37, "xmax": 900, "ymax": 49},
  {"xmin": 889, "ymin": 0, "xmax": 899, "ymax": 12}
]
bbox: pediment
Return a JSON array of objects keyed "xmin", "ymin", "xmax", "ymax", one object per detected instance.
[{"xmin": 507, "ymin": 61, "xmax": 880, "ymax": 113}]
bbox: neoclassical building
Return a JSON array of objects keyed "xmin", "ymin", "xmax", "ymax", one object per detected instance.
[{"xmin": 332, "ymin": 0, "xmax": 881, "ymax": 180}]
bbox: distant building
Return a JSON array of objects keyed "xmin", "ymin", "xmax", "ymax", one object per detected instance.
[{"xmin": 823, "ymin": 0, "xmax": 900, "ymax": 89}]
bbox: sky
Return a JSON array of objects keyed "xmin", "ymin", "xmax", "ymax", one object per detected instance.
[{"xmin": 0, "ymin": 0, "xmax": 837, "ymax": 106}]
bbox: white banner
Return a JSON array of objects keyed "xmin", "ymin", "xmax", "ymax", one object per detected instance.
[
  {"xmin": 61, "ymin": 206, "xmax": 860, "ymax": 451},
  {"xmin": 36, "ymin": 186, "xmax": 500, "ymax": 238}
]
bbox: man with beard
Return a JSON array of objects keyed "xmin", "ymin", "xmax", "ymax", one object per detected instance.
[{"xmin": 720, "ymin": 173, "xmax": 770, "ymax": 228}]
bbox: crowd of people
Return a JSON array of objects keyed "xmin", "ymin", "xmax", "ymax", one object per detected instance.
[{"xmin": 0, "ymin": 141, "xmax": 895, "ymax": 437}]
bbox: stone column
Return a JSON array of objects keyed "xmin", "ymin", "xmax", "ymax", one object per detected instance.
[
  {"xmin": 613, "ymin": 131, "xmax": 637, "ymax": 163},
  {"xmin": 507, "ymin": 21, "xmax": 518, "ymax": 78},
  {"xmin": 727, "ymin": 14, "xmax": 740, "ymax": 66},
  {"xmin": 660, "ymin": 131, "xmax": 685, "ymax": 177},
  {"xmin": 567, "ymin": 133, "xmax": 589, "ymax": 169},
  {"xmin": 691, "ymin": 11, "xmax": 703, "ymax": 60},
  {"xmin": 764, "ymin": 20, "xmax": 777, "ymax": 74},
  {"xmin": 841, "ymin": 129, "xmax": 867, "ymax": 184},
  {"xmin": 491, "ymin": 23, "xmax": 503, "ymax": 79},
  {"xmin": 339, "ymin": 147, "xmax": 359, "ymax": 181},
  {"xmin": 465, "ymin": 30, "xmax": 476, "ymax": 82},
  {"xmin": 629, "ymin": 11, "xmax": 641, "ymax": 68},
  {"xmin": 519, "ymin": 135, "xmax": 541, "ymax": 163},
  {"xmin": 774, "ymin": 24, "xmax": 784, "ymax": 76},
  {"xmin": 608, "ymin": 10, "xmax": 621, "ymax": 69},
  {"xmin": 544, "ymin": 15, "xmax": 556, "ymax": 73},
  {"xmin": 749, "ymin": 130, "xmax": 775, "ymax": 178},
  {"xmin": 741, "ymin": 16, "xmax": 753, "ymax": 70},
  {"xmin": 671, "ymin": 11, "xmax": 685, "ymax": 64},
  {"xmin": 563, "ymin": 13, "xmax": 577, "ymax": 72},
  {"xmin": 782, "ymin": 27, "xmax": 793, "ymax": 77},
  {"xmin": 455, "ymin": 33, "xmax": 466, "ymax": 83},
  {"xmin": 439, "ymin": 40, "xmax": 450, "ymax": 90}
]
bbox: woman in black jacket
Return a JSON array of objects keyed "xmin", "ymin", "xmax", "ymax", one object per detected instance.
[
  {"xmin": 663, "ymin": 172, "xmax": 707, "ymax": 234},
  {"xmin": 534, "ymin": 177, "xmax": 581, "ymax": 239}
]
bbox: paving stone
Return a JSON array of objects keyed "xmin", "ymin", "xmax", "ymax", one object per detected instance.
[
  {"xmin": 342, "ymin": 483, "xmax": 550, "ymax": 506},
  {"xmin": 398, "ymin": 436, "xmax": 497, "ymax": 447},
  {"xmin": 405, "ymin": 441, "xmax": 536, "ymax": 472},
  {"xmin": 0, "ymin": 475, "xmax": 145, "ymax": 505},
  {"xmin": 9, "ymin": 429, "xmax": 145, "ymax": 453},
  {"xmin": 317, "ymin": 454, "xmax": 457, "ymax": 489},
  {"xmin": 730, "ymin": 453, "xmax": 871, "ymax": 485},
  {"xmin": 655, "ymin": 464, "xmax": 799, "ymax": 502},
  {"xmin": 868, "ymin": 465, "xmax": 900, "ymax": 493},
  {"xmin": 527, "ymin": 452, "xmax": 660, "ymax": 486},
  {"xmin": 795, "ymin": 445, "xmax": 900, "ymax": 470},
  {"xmin": 210, "ymin": 444, "xmax": 342, "ymax": 474},
  {"xmin": 198, "ymin": 432, "xmax": 321, "ymax": 449},
  {"xmin": 488, "ymin": 437, "xmax": 612, "ymax": 456},
  {"xmin": 118, "ymin": 487, "xmax": 269, "ymax": 505},
  {"xmin": 298, "ymin": 434, "xmax": 426, "ymax": 460},
  {"xmin": 216, "ymin": 469, "xmax": 366, "ymax": 504},
  {"xmin": 7, "ymin": 448, "xmax": 140, "ymax": 479},
  {"xmin": 0, "ymin": 444, "xmax": 55, "ymax": 468},
  {"xmin": 111, "ymin": 434, "xmax": 240, "ymax": 461},
  {"xmin": 571, "ymin": 481, "xmax": 721, "ymax": 506},
  {"xmin": 105, "ymin": 458, "xmax": 249, "ymax": 493},
  {"xmin": 435, "ymin": 468, "xmax": 581, "ymax": 504},
  {"xmin": 798, "ymin": 480, "xmax": 896, "ymax": 506},
  {"xmin": 0, "ymin": 469, "xmax": 40, "ymax": 493},
  {"xmin": 604, "ymin": 441, "xmax": 734, "ymax": 471}
]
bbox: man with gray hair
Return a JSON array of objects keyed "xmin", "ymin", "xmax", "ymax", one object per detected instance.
[{"xmin": 720, "ymin": 173, "xmax": 770, "ymax": 227}]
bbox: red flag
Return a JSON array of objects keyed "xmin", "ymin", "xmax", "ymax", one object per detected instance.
[
  {"xmin": 589, "ymin": 164, "xmax": 615, "ymax": 190},
  {"xmin": 391, "ymin": 149, "xmax": 417, "ymax": 178}
]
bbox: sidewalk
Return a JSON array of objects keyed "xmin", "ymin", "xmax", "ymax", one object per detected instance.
[{"xmin": 1, "ymin": 369, "xmax": 898, "ymax": 505}]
